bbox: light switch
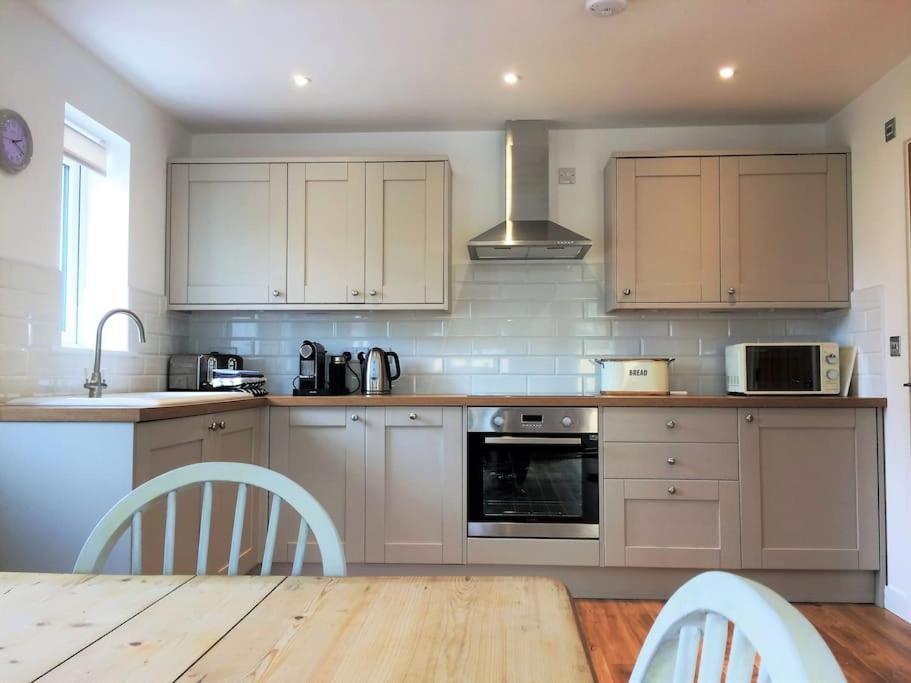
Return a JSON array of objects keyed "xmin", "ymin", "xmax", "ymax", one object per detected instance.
[
  {"xmin": 558, "ymin": 167, "xmax": 576, "ymax": 184},
  {"xmin": 890, "ymin": 336, "xmax": 901, "ymax": 357}
]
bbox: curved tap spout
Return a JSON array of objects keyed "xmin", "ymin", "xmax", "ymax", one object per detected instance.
[{"xmin": 84, "ymin": 308, "xmax": 147, "ymax": 398}]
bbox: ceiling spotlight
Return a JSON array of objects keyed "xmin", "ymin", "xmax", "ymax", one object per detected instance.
[
  {"xmin": 292, "ymin": 74, "xmax": 311, "ymax": 87},
  {"xmin": 502, "ymin": 72, "xmax": 520, "ymax": 86},
  {"xmin": 718, "ymin": 66, "xmax": 736, "ymax": 80}
]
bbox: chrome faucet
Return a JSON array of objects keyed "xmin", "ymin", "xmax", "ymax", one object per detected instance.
[{"xmin": 84, "ymin": 308, "xmax": 147, "ymax": 398}]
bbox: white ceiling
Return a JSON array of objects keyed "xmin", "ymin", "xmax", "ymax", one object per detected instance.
[{"xmin": 33, "ymin": 0, "xmax": 911, "ymax": 133}]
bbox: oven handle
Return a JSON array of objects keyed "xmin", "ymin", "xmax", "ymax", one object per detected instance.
[{"xmin": 483, "ymin": 436, "xmax": 583, "ymax": 446}]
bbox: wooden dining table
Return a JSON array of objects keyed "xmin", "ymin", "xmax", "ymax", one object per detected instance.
[{"xmin": 0, "ymin": 572, "xmax": 593, "ymax": 682}]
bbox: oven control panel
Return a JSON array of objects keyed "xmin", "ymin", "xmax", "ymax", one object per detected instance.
[{"xmin": 468, "ymin": 407, "xmax": 598, "ymax": 434}]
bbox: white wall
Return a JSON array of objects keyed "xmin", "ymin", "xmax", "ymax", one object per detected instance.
[
  {"xmin": 826, "ymin": 54, "xmax": 911, "ymax": 622},
  {"xmin": 191, "ymin": 122, "xmax": 826, "ymax": 265},
  {"xmin": 0, "ymin": 0, "xmax": 189, "ymax": 293},
  {"xmin": 0, "ymin": 0, "xmax": 191, "ymax": 398}
]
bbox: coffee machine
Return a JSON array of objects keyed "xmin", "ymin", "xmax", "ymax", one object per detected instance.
[{"xmin": 293, "ymin": 340, "xmax": 327, "ymax": 395}]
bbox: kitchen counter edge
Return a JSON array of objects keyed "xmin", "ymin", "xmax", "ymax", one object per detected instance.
[{"xmin": 0, "ymin": 394, "xmax": 887, "ymax": 423}]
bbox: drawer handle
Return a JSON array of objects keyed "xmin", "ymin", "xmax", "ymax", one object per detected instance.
[
  {"xmin": 622, "ymin": 288, "xmax": 632, "ymax": 296},
  {"xmin": 409, "ymin": 412, "xmax": 418, "ymax": 420},
  {"xmin": 665, "ymin": 420, "xmax": 676, "ymax": 429},
  {"xmin": 351, "ymin": 289, "xmax": 360, "ymax": 297},
  {"xmin": 218, "ymin": 420, "xmax": 226, "ymax": 430},
  {"xmin": 208, "ymin": 422, "xmax": 218, "ymax": 432},
  {"xmin": 666, "ymin": 457, "xmax": 676, "ymax": 465},
  {"xmin": 272, "ymin": 289, "xmax": 281, "ymax": 297},
  {"xmin": 745, "ymin": 413, "xmax": 754, "ymax": 423},
  {"xmin": 351, "ymin": 414, "xmax": 359, "ymax": 422},
  {"xmin": 727, "ymin": 287, "xmax": 736, "ymax": 295},
  {"xmin": 368, "ymin": 289, "xmax": 378, "ymax": 297},
  {"xmin": 667, "ymin": 486, "xmax": 677, "ymax": 495}
]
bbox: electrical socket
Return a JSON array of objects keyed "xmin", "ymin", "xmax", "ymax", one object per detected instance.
[{"xmin": 558, "ymin": 168, "xmax": 576, "ymax": 185}]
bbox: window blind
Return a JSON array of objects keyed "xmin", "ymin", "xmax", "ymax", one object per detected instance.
[{"xmin": 63, "ymin": 122, "xmax": 107, "ymax": 176}]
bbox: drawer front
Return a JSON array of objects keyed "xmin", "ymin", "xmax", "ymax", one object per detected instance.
[
  {"xmin": 384, "ymin": 406, "xmax": 443, "ymax": 427},
  {"xmin": 602, "ymin": 408, "xmax": 737, "ymax": 443},
  {"xmin": 624, "ymin": 479, "xmax": 719, "ymax": 501},
  {"xmin": 604, "ymin": 443, "xmax": 739, "ymax": 480},
  {"xmin": 289, "ymin": 407, "xmax": 348, "ymax": 427}
]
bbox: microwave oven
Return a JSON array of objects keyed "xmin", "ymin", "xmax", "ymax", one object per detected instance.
[{"xmin": 725, "ymin": 343, "xmax": 840, "ymax": 395}]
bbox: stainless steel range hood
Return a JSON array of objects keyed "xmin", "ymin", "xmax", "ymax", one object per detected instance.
[{"xmin": 467, "ymin": 120, "xmax": 592, "ymax": 261}]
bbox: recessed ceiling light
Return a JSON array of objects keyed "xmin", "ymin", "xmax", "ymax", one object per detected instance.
[
  {"xmin": 718, "ymin": 66, "xmax": 736, "ymax": 80},
  {"xmin": 502, "ymin": 72, "xmax": 520, "ymax": 86},
  {"xmin": 292, "ymin": 74, "xmax": 311, "ymax": 87}
]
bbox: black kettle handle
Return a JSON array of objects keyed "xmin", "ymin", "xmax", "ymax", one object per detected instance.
[{"xmin": 388, "ymin": 351, "xmax": 401, "ymax": 381}]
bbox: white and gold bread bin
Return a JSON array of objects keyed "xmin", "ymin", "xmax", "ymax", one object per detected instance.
[{"xmin": 592, "ymin": 357, "xmax": 675, "ymax": 395}]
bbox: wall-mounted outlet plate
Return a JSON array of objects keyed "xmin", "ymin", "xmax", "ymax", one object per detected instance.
[
  {"xmin": 558, "ymin": 167, "xmax": 576, "ymax": 184},
  {"xmin": 885, "ymin": 117, "xmax": 896, "ymax": 142},
  {"xmin": 890, "ymin": 335, "xmax": 901, "ymax": 357}
]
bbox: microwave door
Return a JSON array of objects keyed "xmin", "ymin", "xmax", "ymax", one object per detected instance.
[{"xmin": 747, "ymin": 346, "xmax": 821, "ymax": 392}]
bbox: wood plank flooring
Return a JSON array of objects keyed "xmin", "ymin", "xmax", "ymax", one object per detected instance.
[{"xmin": 576, "ymin": 600, "xmax": 911, "ymax": 682}]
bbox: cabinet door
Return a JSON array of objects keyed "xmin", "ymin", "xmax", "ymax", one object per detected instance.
[
  {"xmin": 133, "ymin": 415, "xmax": 208, "ymax": 574},
  {"xmin": 203, "ymin": 408, "xmax": 266, "ymax": 575},
  {"xmin": 616, "ymin": 157, "xmax": 720, "ymax": 304},
  {"xmin": 603, "ymin": 479, "xmax": 740, "ymax": 568},
  {"xmin": 740, "ymin": 408, "xmax": 878, "ymax": 570},
  {"xmin": 365, "ymin": 407, "xmax": 462, "ymax": 564},
  {"xmin": 169, "ymin": 163, "xmax": 287, "ymax": 305},
  {"xmin": 269, "ymin": 407, "xmax": 366, "ymax": 564},
  {"xmin": 287, "ymin": 163, "xmax": 366, "ymax": 304},
  {"xmin": 365, "ymin": 162, "xmax": 447, "ymax": 305},
  {"xmin": 720, "ymin": 154, "xmax": 849, "ymax": 304}
]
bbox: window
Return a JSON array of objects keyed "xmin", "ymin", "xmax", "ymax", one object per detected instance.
[{"xmin": 59, "ymin": 105, "xmax": 130, "ymax": 350}]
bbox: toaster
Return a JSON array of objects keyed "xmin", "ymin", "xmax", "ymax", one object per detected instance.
[{"xmin": 167, "ymin": 353, "xmax": 267, "ymax": 395}]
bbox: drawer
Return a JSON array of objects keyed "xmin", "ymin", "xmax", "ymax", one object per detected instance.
[
  {"xmin": 384, "ymin": 406, "xmax": 443, "ymax": 427},
  {"xmin": 602, "ymin": 408, "xmax": 737, "ymax": 443},
  {"xmin": 604, "ymin": 443, "xmax": 739, "ymax": 480},
  {"xmin": 289, "ymin": 407, "xmax": 348, "ymax": 427},
  {"xmin": 624, "ymin": 479, "xmax": 719, "ymax": 501}
]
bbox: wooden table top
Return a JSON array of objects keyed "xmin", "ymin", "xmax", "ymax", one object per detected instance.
[{"xmin": 0, "ymin": 573, "xmax": 593, "ymax": 682}]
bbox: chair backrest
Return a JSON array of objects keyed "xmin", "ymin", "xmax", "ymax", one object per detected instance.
[
  {"xmin": 630, "ymin": 571, "xmax": 845, "ymax": 683},
  {"xmin": 74, "ymin": 462, "xmax": 346, "ymax": 577}
]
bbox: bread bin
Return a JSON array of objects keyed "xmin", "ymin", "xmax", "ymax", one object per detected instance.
[{"xmin": 591, "ymin": 357, "xmax": 674, "ymax": 395}]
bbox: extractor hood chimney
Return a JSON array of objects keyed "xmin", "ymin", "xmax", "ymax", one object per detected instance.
[{"xmin": 467, "ymin": 120, "xmax": 592, "ymax": 260}]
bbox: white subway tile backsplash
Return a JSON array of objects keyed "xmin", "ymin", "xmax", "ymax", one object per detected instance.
[
  {"xmin": 471, "ymin": 338, "xmax": 528, "ymax": 355},
  {"xmin": 499, "ymin": 356, "xmax": 555, "ymax": 375},
  {"xmin": 611, "ymin": 319, "xmax": 671, "ymax": 337},
  {"xmin": 471, "ymin": 375, "xmax": 528, "ymax": 395}
]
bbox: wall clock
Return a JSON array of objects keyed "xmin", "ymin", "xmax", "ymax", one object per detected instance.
[{"xmin": 0, "ymin": 109, "xmax": 33, "ymax": 174}]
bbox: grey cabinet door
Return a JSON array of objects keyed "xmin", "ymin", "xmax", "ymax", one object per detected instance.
[
  {"xmin": 615, "ymin": 157, "xmax": 721, "ymax": 304},
  {"xmin": 720, "ymin": 154, "xmax": 850, "ymax": 304},
  {"xmin": 364, "ymin": 407, "xmax": 463, "ymax": 564},
  {"xmin": 603, "ymin": 479, "xmax": 741, "ymax": 569},
  {"xmin": 739, "ymin": 408, "xmax": 879, "ymax": 570},
  {"xmin": 269, "ymin": 407, "xmax": 366, "ymax": 564}
]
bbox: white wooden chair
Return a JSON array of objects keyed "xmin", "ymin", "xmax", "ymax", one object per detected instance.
[
  {"xmin": 630, "ymin": 571, "xmax": 845, "ymax": 683},
  {"xmin": 74, "ymin": 462, "xmax": 346, "ymax": 577}
]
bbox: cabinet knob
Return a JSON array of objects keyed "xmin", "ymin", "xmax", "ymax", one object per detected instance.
[
  {"xmin": 218, "ymin": 420, "xmax": 226, "ymax": 430},
  {"xmin": 665, "ymin": 420, "xmax": 676, "ymax": 429},
  {"xmin": 409, "ymin": 412, "xmax": 418, "ymax": 420},
  {"xmin": 272, "ymin": 289, "xmax": 281, "ymax": 297},
  {"xmin": 727, "ymin": 287, "xmax": 736, "ymax": 295},
  {"xmin": 351, "ymin": 414, "xmax": 359, "ymax": 422},
  {"xmin": 368, "ymin": 289, "xmax": 378, "ymax": 297},
  {"xmin": 745, "ymin": 413, "xmax": 754, "ymax": 423},
  {"xmin": 208, "ymin": 422, "xmax": 218, "ymax": 432},
  {"xmin": 351, "ymin": 289, "xmax": 360, "ymax": 296},
  {"xmin": 667, "ymin": 457, "xmax": 676, "ymax": 465},
  {"xmin": 622, "ymin": 288, "xmax": 632, "ymax": 296},
  {"xmin": 667, "ymin": 486, "xmax": 677, "ymax": 495}
]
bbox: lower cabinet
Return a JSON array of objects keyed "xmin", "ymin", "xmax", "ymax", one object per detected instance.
[
  {"xmin": 271, "ymin": 405, "xmax": 463, "ymax": 566},
  {"xmin": 132, "ymin": 408, "xmax": 267, "ymax": 575},
  {"xmin": 603, "ymin": 479, "xmax": 741, "ymax": 568},
  {"xmin": 739, "ymin": 408, "xmax": 879, "ymax": 570}
]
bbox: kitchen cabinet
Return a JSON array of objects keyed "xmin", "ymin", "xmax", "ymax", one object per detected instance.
[
  {"xmin": 167, "ymin": 157, "xmax": 450, "ymax": 311},
  {"xmin": 133, "ymin": 407, "xmax": 267, "ymax": 575},
  {"xmin": 268, "ymin": 407, "xmax": 366, "ymax": 564},
  {"xmin": 365, "ymin": 406, "xmax": 462, "ymax": 564},
  {"xmin": 613, "ymin": 156, "xmax": 720, "ymax": 304},
  {"xmin": 739, "ymin": 408, "xmax": 879, "ymax": 570},
  {"xmin": 605, "ymin": 151, "xmax": 850, "ymax": 310},
  {"xmin": 168, "ymin": 163, "xmax": 287, "ymax": 305},
  {"xmin": 720, "ymin": 154, "xmax": 850, "ymax": 304},
  {"xmin": 287, "ymin": 163, "xmax": 366, "ymax": 305}
]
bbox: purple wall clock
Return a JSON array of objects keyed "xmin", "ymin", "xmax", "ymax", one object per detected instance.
[{"xmin": 1, "ymin": 109, "xmax": 33, "ymax": 174}]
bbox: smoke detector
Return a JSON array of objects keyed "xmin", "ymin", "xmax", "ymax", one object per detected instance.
[{"xmin": 586, "ymin": 0, "xmax": 628, "ymax": 16}]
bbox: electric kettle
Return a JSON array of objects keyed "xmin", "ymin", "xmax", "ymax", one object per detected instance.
[{"xmin": 357, "ymin": 348, "xmax": 401, "ymax": 395}]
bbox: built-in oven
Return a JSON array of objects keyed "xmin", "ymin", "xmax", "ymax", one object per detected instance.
[{"xmin": 467, "ymin": 407, "xmax": 599, "ymax": 539}]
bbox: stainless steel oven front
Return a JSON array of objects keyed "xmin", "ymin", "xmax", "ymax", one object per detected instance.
[{"xmin": 467, "ymin": 407, "xmax": 599, "ymax": 539}]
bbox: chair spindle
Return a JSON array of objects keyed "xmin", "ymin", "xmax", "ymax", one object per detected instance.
[
  {"xmin": 291, "ymin": 519, "xmax": 310, "ymax": 576},
  {"xmin": 163, "ymin": 490, "xmax": 177, "ymax": 575},
  {"xmin": 672, "ymin": 624, "xmax": 700, "ymax": 683},
  {"xmin": 261, "ymin": 493, "xmax": 282, "ymax": 576},
  {"xmin": 726, "ymin": 626, "xmax": 757, "ymax": 683},
  {"xmin": 196, "ymin": 481, "xmax": 213, "ymax": 575},
  {"xmin": 697, "ymin": 612, "xmax": 728, "ymax": 683},
  {"xmin": 130, "ymin": 511, "xmax": 142, "ymax": 575},
  {"xmin": 227, "ymin": 482, "xmax": 247, "ymax": 576}
]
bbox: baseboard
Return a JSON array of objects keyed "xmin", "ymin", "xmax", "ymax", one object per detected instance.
[{"xmin": 885, "ymin": 585, "xmax": 911, "ymax": 623}]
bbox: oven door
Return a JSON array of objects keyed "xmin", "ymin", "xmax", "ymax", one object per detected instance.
[{"xmin": 467, "ymin": 433, "xmax": 599, "ymax": 539}]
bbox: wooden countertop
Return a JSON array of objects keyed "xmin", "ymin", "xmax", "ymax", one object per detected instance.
[
  {"xmin": 0, "ymin": 393, "xmax": 886, "ymax": 422},
  {"xmin": 0, "ymin": 573, "xmax": 592, "ymax": 682}
]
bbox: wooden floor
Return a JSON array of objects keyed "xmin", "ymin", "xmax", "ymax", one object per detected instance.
[{"xmin": 576, "ymin": 600, "xmax": 911, "ymax": 682}]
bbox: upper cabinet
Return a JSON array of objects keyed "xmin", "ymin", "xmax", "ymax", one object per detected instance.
[
  {"xmin": 168, "ymin": 158, "xmax": 451, "ymax": 311},
  {"xmin": 605, "ymin": 151, "xmax": 851, "ymax": 310}
]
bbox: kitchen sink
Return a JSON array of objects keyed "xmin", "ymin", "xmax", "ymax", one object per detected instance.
[{"xmin": 6, "ymin": 392, "xmax": 254, "ymax": 408}]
